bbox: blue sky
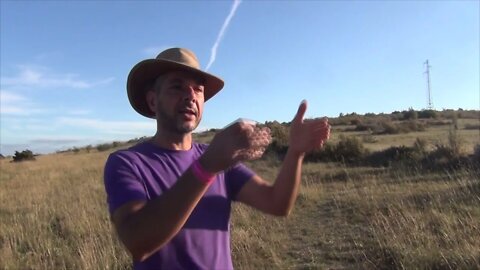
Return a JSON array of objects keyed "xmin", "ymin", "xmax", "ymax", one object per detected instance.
[{"xmin": 1, "ymin": 0, "xmax": 478, "ymax": 155}]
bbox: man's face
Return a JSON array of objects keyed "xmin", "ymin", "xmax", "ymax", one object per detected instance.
[{"xmin": 152, "ymin": 70, "xmax": 205, "ymax": 134}]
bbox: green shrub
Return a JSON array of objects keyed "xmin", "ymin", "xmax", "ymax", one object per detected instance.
[
  {"xmin": 333, "ymin": 135, "xmax": 369, "ymax": 163},
  {"xmin": 305, "ymin": 135, "xmax": 368, "ymax": 163},
  {"xmin": 264, "ymin": 121, "xmax": 289, "ymax": 146},
  {"xmin": 304, "ymin": 142, "xmax": 335, "ymax": 162},
  {"xmin": 350, "ymin": 118, "xmax": 362, "ymax": 125},
  {"xmin": 96, "ymin": 143, "xmax": 112, "ymax": 152},
  {"xmin": 390, "ymin": 111, "xmax": 404, "ymax": 121},
  {"xmin": 263, "ymin": 121, "xmax": 289, "ymax": 159},
  {"xmin": 366, "ymin": 146, "xmax": 419, "ymax": 167},
  {"xmin": 13, "ymin": 150, "xmax": 35, "ymax": 162},
  {"xmin": 85, "ymin": 145, "xmax": 92, "ymax": 153},
  {"xmin": 418, "ymin": 110, "xmax": 438, "ymax": 119},
  {"xmin": 402, "ymin": 120, "xmax": 426, "ymax": 132},
  {"xmin": 381, "ymin": 120, "xmax": 400, "ymax": 134},
  {"xmin": 403, "ymin": 109, "xmax": 418, "ymax": 120}
]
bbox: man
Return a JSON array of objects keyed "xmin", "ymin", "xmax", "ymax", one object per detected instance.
[{"xmin": 104, "ymin": 47, "xmax": 330, "ymax": 270}]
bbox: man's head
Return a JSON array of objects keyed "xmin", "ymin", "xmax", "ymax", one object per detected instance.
[
  {"xmin": 146, "ymin": 70, "xmax": 205, "ymax": 134},
  {"xmin": 126, "ymin": 47, "xmax": 224, "ymax": 119}
]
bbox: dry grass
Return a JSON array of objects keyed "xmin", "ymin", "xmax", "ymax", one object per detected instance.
[
  {"xmin": 1, "ymin": 119, "xmax": 479, "ymax": 269},
  {"xmin": 231, "ymin": 164, "xmax": 480, "ymax": 269},
  {"xmin": 0, "ymin": 153, "xmax": 130, "ymax": 269}
]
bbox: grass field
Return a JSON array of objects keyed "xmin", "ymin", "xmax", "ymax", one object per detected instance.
[{"xmin": 1, "ymin": 116, "xmax": 479, "ymax": 269}]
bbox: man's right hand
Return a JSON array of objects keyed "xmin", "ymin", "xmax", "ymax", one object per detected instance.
[{"xmin": 199, "ymin": 121, "xmax": 271, "ymax": 174}]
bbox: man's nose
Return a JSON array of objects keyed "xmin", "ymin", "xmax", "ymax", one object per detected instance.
[{"xmin": 182, "ymin": 85, "xmax": 196, "ymax": 101}]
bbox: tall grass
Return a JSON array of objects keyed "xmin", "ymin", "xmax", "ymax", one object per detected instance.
[
  {"xmin": 1, "ymin": 150, "xmax": 479, "ymax": 269},
  {"xmin": 0, "ymin": 153, "xmax": 130, "ymax": 269},
  {"xmin": 230, "ymin": 162, "xmax": 480, "ymax": 269}
]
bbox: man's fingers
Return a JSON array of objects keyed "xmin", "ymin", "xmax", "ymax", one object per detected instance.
[
  {"xmin": 293, "ymin": 100, "xmax": 307, "ymax": 124},
  {"xmin": 236, "ymin": 147, "xmax": 266, "ymax": 161}
]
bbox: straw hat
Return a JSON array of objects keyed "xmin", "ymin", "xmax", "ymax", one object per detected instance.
[{"xmin": 127, "ymin": 47, "xmax": 224, "ymax": 118}]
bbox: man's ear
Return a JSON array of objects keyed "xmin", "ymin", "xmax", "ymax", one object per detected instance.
[{"xmin": 146, "ymin": 90, "xmax": 157, "ymax": 115}]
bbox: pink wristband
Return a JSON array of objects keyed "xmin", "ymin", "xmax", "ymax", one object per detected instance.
[{"xmin": 191, "ymin": 159, "xmax": 216, "ymax": 185}]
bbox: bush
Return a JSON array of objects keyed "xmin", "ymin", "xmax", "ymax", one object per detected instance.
[
  {"xmin": 366, "ymin": 146, "xmax": 420, "ymax": 167},
  {"xmin": 263, "ymin": 121, "xmax": 289, "ymax": 159},
  {"xmin": 264, "ymin": 121, "xmax": 289, "ymax": 146},
  {"xmin": 390, "ymin": 111, "xmax": 404, "ymax": 121},
  {"xmin": 402, "ymin": 120, "xmax": 426, "ymax": 132},
  {"xmin": 403, "ymin": 109, "xmax": 418, "ymax": 120},
  {"xmin": 355, "ymin": 119, "xmax": 426, "ymax": 135},
  {"xmin": 13, "ymin": 150, "xmax": 36, "ymax": 162},
  {"xmin": 127, "ymin": 136, "xmax": 149, "ymax": 144},
  {"xmin": 96, "ymin": 143, "xmax": 113, "ymax": 152},
  {"xmin": 305, "ymin": 135, "xmax": 368, "ymax": 164},
  {"xmin": 381, "ymin": 120, "xmax": 400, "ymax": 134},
  {"xmin": 333, "ymin": 135, "xmax": 369, "ymax": 163},
  {"xmin": 304, "ymin": 143, "xmax": 335, "ymax": 162},
  {"xmin": 418, "ymin": 110, "xmax": 438, "ymax": 119},
  {"xmin": 350, "ymin": 118, "xmax": 362, "ymax": 125},
  {"xmin": 365, "ymin": 138, "xmax": 430, "ymax": 168}
]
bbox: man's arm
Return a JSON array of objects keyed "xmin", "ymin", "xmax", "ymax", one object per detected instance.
[
  {"xmin": 112, "ymin": 167, "xmax": 210, "ymax": 262},
  {"xmin": 236, "ymin": 100, "xmax": 330, "ymax": 216},
  {"xmin": 111, "ymin": 122, "xmax": 271, "ymax": 262}
]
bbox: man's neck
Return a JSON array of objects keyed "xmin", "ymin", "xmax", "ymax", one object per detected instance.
[{"xmin": 150, "ymin": 131, "xmax": 193, "ymax": 151}]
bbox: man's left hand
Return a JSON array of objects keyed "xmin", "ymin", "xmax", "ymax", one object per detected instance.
[{"xmin": 288, "ymin": 100, "xmax": 331, "ymax": 156}]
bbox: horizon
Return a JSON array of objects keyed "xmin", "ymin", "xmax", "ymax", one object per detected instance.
[
  {"xmin": 1, "ymin": 107, "xmax": 477, "ymax": 157},
  {"xmin": 1, "ymin": 1, "xmax": 479, "ymax": 156}
]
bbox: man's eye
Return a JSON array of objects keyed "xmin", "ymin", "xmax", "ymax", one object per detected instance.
[{"xmin": 195, "ymin": 86, "xmax": 205, "ymax": 93}]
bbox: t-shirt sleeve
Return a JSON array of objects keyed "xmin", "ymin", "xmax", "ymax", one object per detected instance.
[
  {"xmin": 225, "ymin": 162, "xmax": 255, "ymax": 201},
  {"xmin": 103, "ymin": 152, "xmax": 147, "ymax": 215}
]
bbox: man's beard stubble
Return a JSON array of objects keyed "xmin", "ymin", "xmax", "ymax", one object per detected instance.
[{"xmin": 156, "ymin": 105, "xmax": 200, "ymax": 135}]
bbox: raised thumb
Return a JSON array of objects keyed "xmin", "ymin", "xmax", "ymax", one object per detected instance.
[{"xmin": 293, "ymin": 99, "xmax": 307, "ymax": 123}]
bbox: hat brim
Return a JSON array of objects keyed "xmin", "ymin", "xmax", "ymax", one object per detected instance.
[{"xmin": 127, "ymin": 59, "xmax": 224, "ymax": 118}]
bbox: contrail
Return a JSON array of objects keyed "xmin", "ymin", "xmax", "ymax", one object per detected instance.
[{"xmin": 205, "ymin": 0, "xmax": 241, "ymax": 71}]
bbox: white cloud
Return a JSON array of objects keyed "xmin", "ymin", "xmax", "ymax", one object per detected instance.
[
  {"xmin": 206, "ymin": 0, "xmax": 242, "ymax": 71},
  {"xmin": 0, "ymin": 91, "xmax": 26, "ymax": 102},
  {"xmin": 1, "ymin": 106, "xmax": 29, "ymax": 115},
  {"xmin": 29, "ymin": 137, "xmax": 85, "ymax": 144},
  {"xmin": 1, "ymin": 65, "xmax": 114, "ymax": 89},
  {"xmin": 0, "ymin": 90, "xmax": 46, "ymax": 115},
  {"xmin": 56, "ymin": 117, "xmax": 156, "ymax": 136}
]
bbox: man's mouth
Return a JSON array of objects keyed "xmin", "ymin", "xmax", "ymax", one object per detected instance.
[{"xmin": 178, "ymin": 108, "xmax": 197, "ymax": 118}]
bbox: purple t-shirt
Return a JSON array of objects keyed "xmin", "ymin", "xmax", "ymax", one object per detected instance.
[{"xmin": 103, "ymin": 141, "xmax": 255, "ymax": 270}]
